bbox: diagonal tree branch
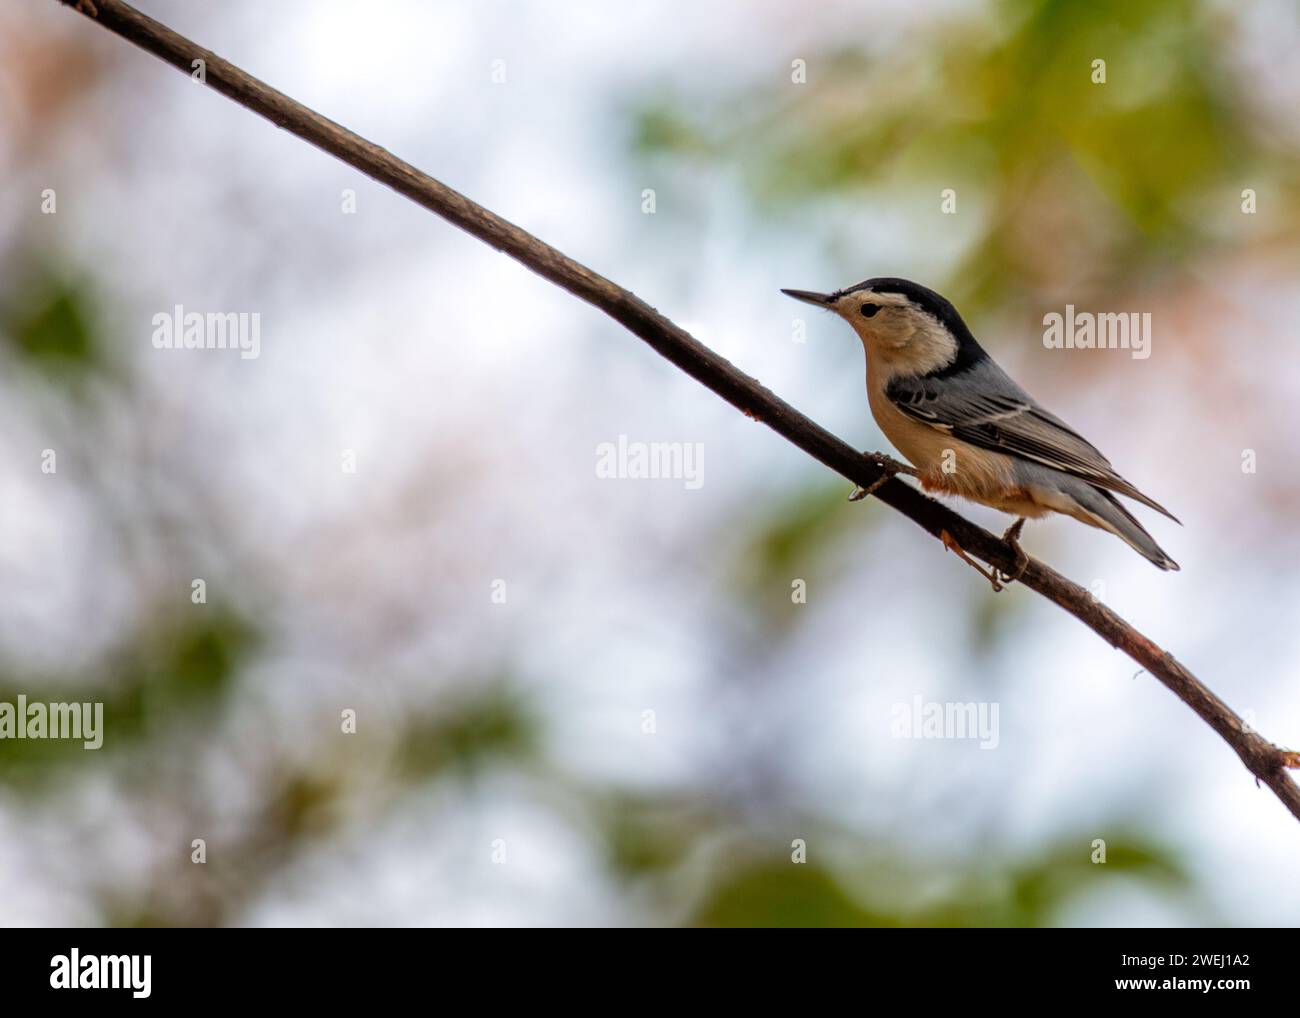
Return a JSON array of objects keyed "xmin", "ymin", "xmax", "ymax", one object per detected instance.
[{"xmin": 54, "ymin": 0, "xmax": 1300, "ymax": 822}]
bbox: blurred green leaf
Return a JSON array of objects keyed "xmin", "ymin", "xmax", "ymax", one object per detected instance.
[
  {"xmin": 916, "ymin": 834, "xmax": 1188, "ymax": 927},
  {"xmin": 3, "ymin": 276, "xmax": 102, "ymax": 379},
  {"xmin": 686, "ymin": 833, "xmax": 1186, "ymax": 928},
  {"xmin": 0, "ymin": 612, "xmax": 254, "ymax": 781},
  {"xmin": 394, "ymin": 684, "xmax": 539, "ymax": 779},
  {"xmin": 693, "ymin": 860, "xmax": 898, "ymax": 928},
  {"xmin": 731, "ymin": 480, "xmax": 873, "ymax": 623},
  {"xmin": 599, "ymin": 795, "xmax": 714, "ymax": 878}
]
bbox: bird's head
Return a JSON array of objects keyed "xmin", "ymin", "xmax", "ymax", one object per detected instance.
[{"xmin": 781, "ymin": 277, "xmax": 984, "ymax": 376}]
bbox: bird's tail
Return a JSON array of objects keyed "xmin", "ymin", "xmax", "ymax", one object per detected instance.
[{"xmin": 1077, "ymin": 485, "xmax": 1180, "ymax": 571}]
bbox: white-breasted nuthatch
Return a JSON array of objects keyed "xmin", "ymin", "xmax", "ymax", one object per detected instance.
[{"xmin": 782, "ymin": 277, "xmax": 1179, "ymax": 578}]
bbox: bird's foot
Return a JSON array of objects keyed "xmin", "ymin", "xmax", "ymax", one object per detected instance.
[
  {"xmin": 848, "ymin": 452, "xmax": 918, "ymax": 502},
  {"xmin": 73, "ymin": 0, "xmax": 98, "ymax": 15},
  {"xmin": 993, "ymin": 517, "xmax": 1030, "ymax": 588},
  {"xmin": 940, "ymin": 529, "xmax": 1008, "ymax": 592}
]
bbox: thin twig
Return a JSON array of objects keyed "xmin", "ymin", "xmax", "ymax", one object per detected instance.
[{"xmin": 53, "ymin": 0, "xmax": 1300, "ymax": 822}]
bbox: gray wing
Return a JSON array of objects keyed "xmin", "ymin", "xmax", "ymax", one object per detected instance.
[{"xmin": 886, "ymin": 362, "xmax": 1180, "ymax": 522}]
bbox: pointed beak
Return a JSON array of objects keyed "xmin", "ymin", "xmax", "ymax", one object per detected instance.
[{"xmin": 780, "ymin": 288, "xmax": 835, "ymax": 308}]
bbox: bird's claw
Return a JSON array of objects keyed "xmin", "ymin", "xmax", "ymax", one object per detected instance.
[
  {"xmin": 939, "ymin": 519, "xmax": 1030, "ymax": 593},
  {"xmin": 849, "ymin": 452, "xmax": 917, "ymax": 502},
  {"xmin": 848, "ymin": 481, "xmax": 883, "ymax": 502},
  {"xmin": 993, "ymin": 517, "xmax": 1030, "ymax": 588},
  {"xmin": 940, "ymin": 529, "xmax": 1008, "ymax": 592}
]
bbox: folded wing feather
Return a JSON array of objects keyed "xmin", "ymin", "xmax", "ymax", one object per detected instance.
[{"xmin": 886, "ymin": 368, "xmax": 1179, "ymax": 523}]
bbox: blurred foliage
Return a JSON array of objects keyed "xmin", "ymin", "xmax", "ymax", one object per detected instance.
[
  {"xmin": 695, "ymin": 861, "xmax": 899, "ymax": 927},
  {"xmin": 0, "ymin": 612, "xmax": 253, "ymax": 782},
  {"xmin": 730, "ymin": 480, "xmax": 867, "ymax": 624},
  {"xmin": 394, "ymin": 683, "xmax": 540, "ymax": 780},
  {"xmin": 1, "ymin": 272, "xmax": 106, "ymax": 383},
  {"xmin": 631, "ymin": 0, "xmax": 1300, "ymax": 311},
  {"xmin": 590, "ymin": 791, "xmax": 1190, "ymax": 926},
  {"xmin": 598, "ymin": 794, "xmax": 717, "ymax": 878},
  {"xmin": 691, "ymin": 833, "xmax": 1186, "ymax": 927}
]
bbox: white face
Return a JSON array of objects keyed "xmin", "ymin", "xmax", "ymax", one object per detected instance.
[{"xmin": 826, "ymin": 288, "xmax": 958, "ymax": 376}]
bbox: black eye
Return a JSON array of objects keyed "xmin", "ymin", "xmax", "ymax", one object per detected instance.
[{"xmin": 860, "ymin": 303, "xmax": 880, "ymax": 318}]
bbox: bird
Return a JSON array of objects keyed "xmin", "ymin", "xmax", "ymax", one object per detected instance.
[{"xmin": 781, "ymin": 277, "xmax": 1179, "ymax": 586}]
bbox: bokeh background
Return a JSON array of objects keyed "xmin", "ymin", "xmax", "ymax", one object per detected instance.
[{"xmin": 1, "ymin": 0, "xmax": 1298, "ymax": 927}]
